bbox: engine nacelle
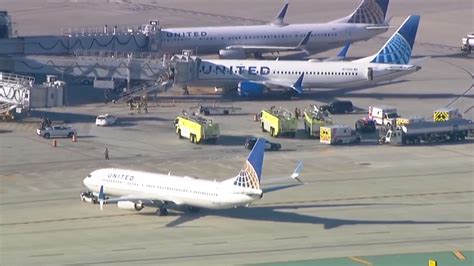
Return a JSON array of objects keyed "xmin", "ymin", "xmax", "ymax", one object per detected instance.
[
  {"xmin": 219, "ymin": 48, "xmax": 246, "ymax": 59},
  {"xmin": 117, "ymin": 201, "xmax": 144, "ymax": 211},
  {"xmin": 237, "ymin": 81, "xmax": 266, "ymax": 97}
]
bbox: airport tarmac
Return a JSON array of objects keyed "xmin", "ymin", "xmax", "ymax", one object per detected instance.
[{"xmin": 1, "ymin": 0, "xmax": 473, "ymax": 265}]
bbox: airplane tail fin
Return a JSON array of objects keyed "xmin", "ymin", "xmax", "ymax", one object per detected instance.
[
  {"xmin": 227, "ymin": 138, "xmax": 265, "ymax": 190},
  {"xmin": 368, "ymin": 15, "xmax": 420, "ymax": 65},
  {"xmin": 337, "ymin": 0, "xmax": 389, "ymax": 24},
  {"xmin": 271, "ymin": 2, "xmax": 289, "ymax": 26}
]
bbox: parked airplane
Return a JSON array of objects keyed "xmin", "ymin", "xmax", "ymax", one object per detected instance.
[
  {"xmin": 82, "ymin": 138, "xmax": 303, "ymax": 216},
  {"xmin": 161, "ymin": 0, "xmax": 391, "ymax": 58},
  {"xmin": 182, "ymin": 15, "xmax": 420, "ymax": 97}
]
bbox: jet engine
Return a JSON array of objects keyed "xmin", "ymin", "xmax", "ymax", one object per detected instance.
[
  {"xmin": 237, "ymin": 81, "xmax": 266, "ymax": 97},
  {"xmin": 117, "ymin": 201, "xmax": 144, "ymax": 211},
  {"xmin": 219, "ymin": 48, "xmax": 246, "ymax": 59}
]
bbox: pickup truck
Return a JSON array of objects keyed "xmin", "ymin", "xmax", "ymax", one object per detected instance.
[{"xmin": 37, "ymin": 125, "xmax": 77, "ymax": 139}]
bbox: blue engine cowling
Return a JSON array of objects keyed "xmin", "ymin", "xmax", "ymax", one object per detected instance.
[{"xmin": 237, "ymin": 81, "xmax": 266, "ymax": 97}]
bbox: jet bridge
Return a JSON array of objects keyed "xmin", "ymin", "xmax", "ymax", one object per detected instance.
[
  {"xmin": 0, "ymin": 19, "xmax": 162, "ymax": 55},
  {"xmin": 170, "ymin": 50, "xmax": 199, "ymax": 86},
  {"xmin": 0, "ymin": 72, "xmax": 65, "ymax": 120}
]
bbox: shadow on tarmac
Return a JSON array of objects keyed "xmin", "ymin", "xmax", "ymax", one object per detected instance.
[{"xmin": 163, "ymin": 203, "xmax": 474, "ymax": 229}]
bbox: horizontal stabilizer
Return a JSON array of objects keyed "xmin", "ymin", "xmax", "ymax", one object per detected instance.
[{"xmin": 291, "ymin": 161, "xmax": 304, "ymax": 183}]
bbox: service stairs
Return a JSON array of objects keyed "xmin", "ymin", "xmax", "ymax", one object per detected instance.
[{"xmin": 115, "ymin": 77, "xmax": 172, "ymax": 102}]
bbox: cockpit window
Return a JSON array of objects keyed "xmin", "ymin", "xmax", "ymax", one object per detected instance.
[{"xmin": 87, "ymin": 174, "xmax": 92, "ymax": 178}]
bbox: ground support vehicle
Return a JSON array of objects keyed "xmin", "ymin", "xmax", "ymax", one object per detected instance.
[
  {"xmin": 433, "ymin": 107, "xmax": 462, "ymax": 122},
  {"xmin": 368, "ymin": 106, "xmax": 400, "ymax": 127},
  {"xmin": 461, "ymin": 33, "xmax": 473, "ymax": 53},
  {"xmin": 355, "ymin": 117, "xmax": 376, "ymax": 133},
  {"xmin": 175, "ymin": 114, "xmax": 219, "ymax": 144},
  {"xmin": 80, "ymin": 192, "xmax": 98, "ymax": 204},
  {"xmin": 36, "ymin": 125, "xmax": 77, "ymax": 139},
  {"xmin": 320, "ymin": 125, "xmax": 361, "ymax": 145},
  {"xmin": 303, "ymin": 105, "xmax": 332, "ymax": 138},
  {"xmin": 260, "ymin": 106, "xmax": 298, "ymax": 137},
  {"xmin": 192, "ymin": 104, "xmax": 242, "ymax": 116},
  {"xmin": 379, "ymin": 119, "xmax": 474, "ymax": 145}
]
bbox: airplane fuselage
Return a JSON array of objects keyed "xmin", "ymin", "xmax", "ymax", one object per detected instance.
[
  {"xmin": 188, "ymin": 58, "xmax": 420, "ymax": 89},
  {"xmin": 161, "ymin": 23, "xmax": 386, "ymax": 55},
  {"xmin": 83, "ymin": 168, "xmax": 261, "ymax": 209}
]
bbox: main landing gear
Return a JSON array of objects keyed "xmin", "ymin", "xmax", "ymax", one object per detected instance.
[{"xmin": 156, "ymin": 207, "xmax": 168, "ymax": 216}]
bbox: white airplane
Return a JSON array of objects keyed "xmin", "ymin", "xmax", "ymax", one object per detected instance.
[
  {"xmin": 161, "ymin": 0, "xmax": 391, "ymax": 58},
  {"xmin": 82, "ymin": 138, "xmax": 303, "ymax": 216},
  {"xmin": 183, "ymin": 15, "xmax": 421, "ymax": 97}
]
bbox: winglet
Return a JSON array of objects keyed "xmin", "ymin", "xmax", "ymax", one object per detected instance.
[
  {"xmin": 291, "ymin": 73, "xmax": 304, "ymax": 94},
  {"xmin": 296, "ymin": 31, "xmax": 312, "ymax": 54},
  {"xmin": 271, "ymin": 2, "xmax": 289, "ymax": 26},
  {"xmin": 98, "ymin": 185, "xmax": 105, "ymax": 211},
  {"xmin": 290, "ymin": 161, "xmax": 304, "ymax": 184},
  {"xmin": 337, "ymin": 42, "xmax": 351, "ymax": 58}
]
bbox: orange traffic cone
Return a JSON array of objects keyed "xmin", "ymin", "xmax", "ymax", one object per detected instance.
[
  {"xmin": 52, "ymin": 139, "xmax": 57, "ymax": 147},
  {"xmin": 72, "ymin": 134, "xmax": 77, "ymax": 142}
]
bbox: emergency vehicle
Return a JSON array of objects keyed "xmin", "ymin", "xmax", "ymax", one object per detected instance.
[
  {"xmin": 260, "ymin": 106, "xmax": 298, "ymax": 137},
  {"xmin": 433, "ymin": 107, "xmax": 462, "ymax": 122},
  {"xmin": 303, "ymin": 105, "xmax": 332, "ymax": 138},
  {"xmin": 368, "ymin": 106, "xmax": 400, "ymax": 127},
  {"xmin": 320, "ymin": 125, "xmax": 361, "ymax": 145},
  {"xmin": 175, "ymin": 114, "xmax": 219, "ymax": 144}
]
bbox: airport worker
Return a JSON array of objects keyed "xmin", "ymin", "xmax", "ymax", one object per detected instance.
[{"xmin": 104, "ymin": 147, "xmax": 109, "ymax": 160}]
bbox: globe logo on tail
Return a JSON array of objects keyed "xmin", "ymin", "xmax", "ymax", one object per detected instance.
[
  {"xmin": 372, "ymin": 33, "xmax": 412, "ymax": 65},
  {"xmin": 348, "ymin": 0, "xmax": 386, "ymax": 24},
  {"xmin": 234, "ymin": 161, "xmax": 260, "ymax": 190}
]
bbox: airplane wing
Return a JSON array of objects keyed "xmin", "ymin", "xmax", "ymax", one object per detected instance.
[
  {"xmin": 252, "ymin": 73, "xmax": 305, "ymax": 95},
  {"xmin": 261, "ymin": 161, "xmax": 304, "ymax": 194},
  {"xmin": 225, "ymin": 31, "xmax": 311, "ymax": 55},
  {"xmin": 97, "ymin": 186, "xmax": 178, "ymax": 210}
]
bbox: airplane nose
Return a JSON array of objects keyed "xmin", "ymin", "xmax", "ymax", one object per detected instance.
[{"xmin": 83, "ymin": 173, "xmax": 92, "ymax": 188}]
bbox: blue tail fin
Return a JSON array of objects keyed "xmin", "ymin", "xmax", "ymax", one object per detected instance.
[
  {"xmin": 233, "ymin": 138, "xmax": 265, "ymax": 189},
  {"xmin": 271, "ymin": 2, "xmax": 289, "ymax": 26},
  {"xmin": 348, "ymin": 0, "xmax": 389, "ymax": 24},
  {"xmin": 370, "ymin": 15, "xmax": 420, "ymax": 65}
]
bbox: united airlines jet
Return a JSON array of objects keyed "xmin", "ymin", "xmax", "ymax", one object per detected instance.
[
  {"xmin": 82, "ymin": 138, "xmax": 303, "ymax": 216},
  {"xmin": 183, "ymin": 15, "xmax": 421, "ymax": 97},
  {"xmin": 161, "ymin": 0, "xmax": 391, "ymax": 58}
]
